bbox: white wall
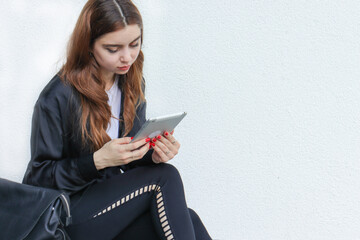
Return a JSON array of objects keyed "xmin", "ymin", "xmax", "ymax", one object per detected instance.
[{"xmin": 1, "ymin": 1, "xmax": 360, "ymax": 239}]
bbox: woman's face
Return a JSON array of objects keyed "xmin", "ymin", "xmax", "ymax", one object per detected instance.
[{"xmin": 92, "ymin": 24, "xmax": 142, "ymax": 78}]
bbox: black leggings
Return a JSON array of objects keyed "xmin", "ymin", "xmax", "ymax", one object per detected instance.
[{"xmin": 65, "ymin": 163, "xmax": 212, "ymax": 240}]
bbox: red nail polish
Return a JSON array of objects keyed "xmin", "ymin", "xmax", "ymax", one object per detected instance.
[
  {"xmin": 145, "ymin": 138, "xmax": 151, "ymax": 143},
  {"xmin": 165, "ymin": 132, "xmax": 169, "ymax": 136},
  {"xmin": 152, "ymin": 138, "xmax": 157, "ymax": 142},
  {"xmin": 157, "ymin": 135, "xmax": 161, "ymax": 140},
  {"xmin": 131, "ymin": 137, "xmax": 134, "ymax": 140},
  {"xmin": 149, "ymin": 144, "xmax": 152, "ymax": 149},
  {"xmin": 152, "ymin": 142, "xmax": 155, "ymax": 147}
]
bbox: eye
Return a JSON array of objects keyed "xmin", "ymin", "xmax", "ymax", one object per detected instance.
[
  {"xmin": 130, "ymin": 43, "xmax": 139, "ymax": 48},
  {"xmin": 106, "ymin": 48, "xmax": 118, "ymax": 53}
]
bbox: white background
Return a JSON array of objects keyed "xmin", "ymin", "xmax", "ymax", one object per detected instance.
[{"xmin": 1, "ymin": 1, "xmax": 360, "ymax": 239}]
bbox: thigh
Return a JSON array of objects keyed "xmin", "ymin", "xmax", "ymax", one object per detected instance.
[
  {"xmin": 69, "ymin": 164, "xmax": 167, "ymax": 222},
  {"xmin": 66, "ymin": 164, "xmax": 167, "ymax": 240}
]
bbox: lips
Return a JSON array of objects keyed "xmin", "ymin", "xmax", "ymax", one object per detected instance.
[{"xmin": 118, "ymin": 65, "xmax": 130, "ymax": 71}]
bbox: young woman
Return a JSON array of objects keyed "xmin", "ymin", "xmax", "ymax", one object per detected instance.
[{"xmin": 22, "ymin": 0, "xmax": 212, "ymax": 239}]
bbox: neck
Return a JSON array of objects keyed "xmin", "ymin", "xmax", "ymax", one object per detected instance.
[{"xmin": 102, "ymin": 71, "xmax": 115, "ymax": 91}]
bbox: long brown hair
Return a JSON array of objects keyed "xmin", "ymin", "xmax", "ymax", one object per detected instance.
[{"xmin": 60, "ymin": 0, "xmax": 145, "ymax": 151}]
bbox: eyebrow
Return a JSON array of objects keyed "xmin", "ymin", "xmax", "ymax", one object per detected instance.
[{"xmin": 102, "ymin": 35, "xmax": 141, "ymax": 47}]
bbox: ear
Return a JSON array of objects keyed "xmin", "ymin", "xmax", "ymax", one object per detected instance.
[
  {"xmin": 89, "ymin": 44, "xmax": 94, "ymax": 55},
  {"xmin": 89, "ymin": 46, "xmax": 93, "ymax": 53}
]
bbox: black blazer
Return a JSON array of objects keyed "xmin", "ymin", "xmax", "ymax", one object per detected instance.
[{"xmin": 22, "ymin": 74, "xmax": 154, "ymax": 195}]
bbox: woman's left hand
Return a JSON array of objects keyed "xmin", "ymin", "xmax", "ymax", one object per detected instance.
[{"xmin": 151, "ymin": 130, "xmax": 180, "ymax": 163}]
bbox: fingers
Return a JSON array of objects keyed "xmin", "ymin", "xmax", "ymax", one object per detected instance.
[
  {"xmin": 113, "ymin": 137, "xmax": 132, "ymax": 145},
  {"xmin": 132, "ymin": 141, "xmax": 150, "ymax": 159},
  {"xmin": 112, "ymin": 133, "xmax": 179, "ymax": 165},
  {"xmin": 123, "ymin": 141, "xmax": 150, "ymax": 163},
  {"xmin": 129, "ymin": 137, "xmax": 151, "ymax": 150},
  {"xmin": 155, "ymin": 137, "xmax": 177, "ymax": 155},
  {"xmin": 162, "ymin": 131, "xmax": 180, "ymax": 150},
  {"xmin": 164, "ymin": 131, "xmax": 175, "ymax": 143},
  {"xmin": 118, "ymin": 137, "xmax": 151, "ymax": 152},
  {"xmin": 101, "ymin": 137, "xmax": 152, "ymax": 167},
  {"xmin": 152, "ymin": 142, "xmax": 172, "ymax": 163},
  {"xmin": 151, "ymin": 133, "xmax": 180, "ymax": 163},
  {"xmin": 154, "ymin": 140, "xmax": 174, "ymax": 158}
]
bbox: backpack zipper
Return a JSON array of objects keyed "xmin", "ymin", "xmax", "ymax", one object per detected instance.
[{"xmin": 60, "ymin": 193, "xmax": 72, "ymax": 226}]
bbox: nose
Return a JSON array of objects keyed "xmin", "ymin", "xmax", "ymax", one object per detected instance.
[{"xmin": 120, "ymin": 47, "xmax": 131, "ymax": 63}]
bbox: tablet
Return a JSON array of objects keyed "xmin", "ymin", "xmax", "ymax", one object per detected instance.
[{"xmin": 130, "ymin": 112, "xmax": 187, "ymax": 142}]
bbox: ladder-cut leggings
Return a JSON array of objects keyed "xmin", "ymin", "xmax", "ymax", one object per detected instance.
[{"xmin": 65, "ymin": 163, "xmax": 212, "ymax": 240}]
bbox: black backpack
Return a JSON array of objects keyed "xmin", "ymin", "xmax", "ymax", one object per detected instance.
[{"xmin": 0, "ymin": 178, "xmax": 72, "ymax": 240}]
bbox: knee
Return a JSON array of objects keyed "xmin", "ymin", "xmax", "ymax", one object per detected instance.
[
  {"xmin": 188, "ymin": 208, "xmax": 201, "ymax": 224},
  {"xmin": 157, "ymin": 163, "xmax": 182, "ymax": 182}
]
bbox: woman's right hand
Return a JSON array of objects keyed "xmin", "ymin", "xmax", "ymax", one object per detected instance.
[{"xmin": 93, "ymin": 137, "xmax": 151, "ymax": 170}]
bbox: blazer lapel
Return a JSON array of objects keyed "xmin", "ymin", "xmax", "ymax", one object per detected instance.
[{"xmin": 117, "ymin": 75, "xmax": 125, "ymax": 138}]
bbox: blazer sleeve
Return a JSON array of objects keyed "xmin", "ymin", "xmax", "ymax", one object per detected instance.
[{"xmin": 23, "ymin": 100, "xmax": 101, "ymax": 194}]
